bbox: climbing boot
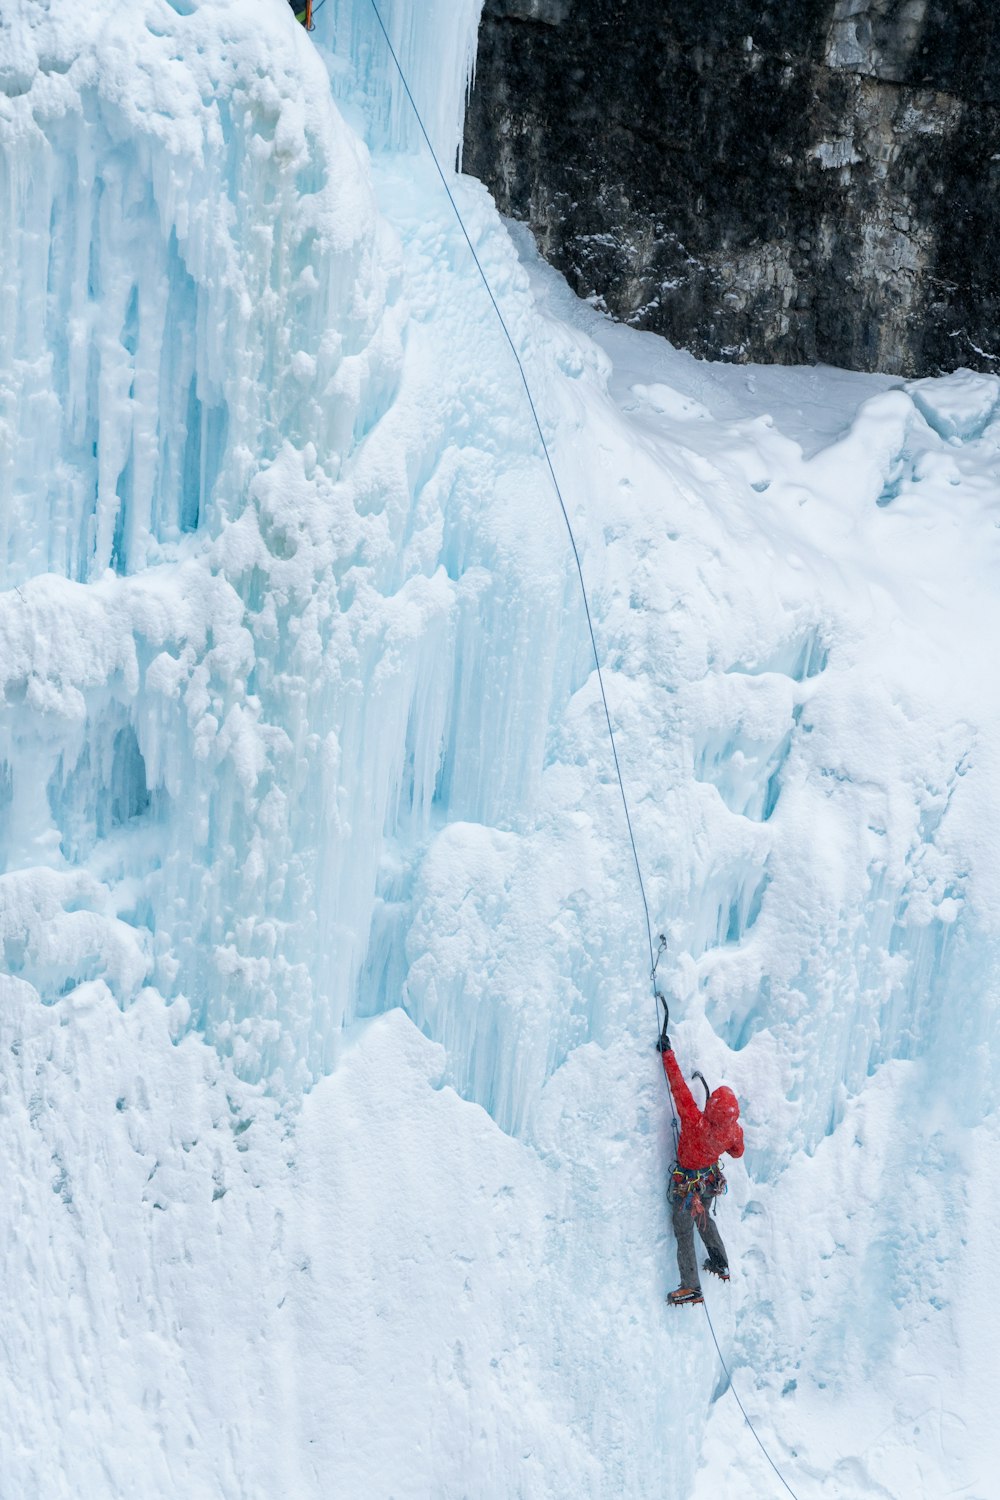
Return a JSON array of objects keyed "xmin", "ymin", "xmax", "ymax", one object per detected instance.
[
  {"xmin": 666, "ymin": 1286, "xmax": 704, "ymax": 1307},
  {"xmin": 703, "ymin": 1257, "xmax": 730, "ymax": 1282}
]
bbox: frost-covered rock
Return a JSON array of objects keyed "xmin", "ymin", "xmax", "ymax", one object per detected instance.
[{"xmin": 465, "ymin": 0, "xmax": 1000, "ymax": 374}]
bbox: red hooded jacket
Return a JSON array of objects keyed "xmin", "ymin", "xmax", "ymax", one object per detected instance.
[{"xmin": 663, "ymin": 1049, "xmax": 744, "ymax": 1170}]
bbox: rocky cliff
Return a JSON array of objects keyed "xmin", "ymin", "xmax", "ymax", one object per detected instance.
[{"xmin": 463, "ymin": 0, "xmax": 1000, "ymax": 374}]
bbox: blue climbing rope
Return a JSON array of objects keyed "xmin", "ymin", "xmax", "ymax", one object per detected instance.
[{"xmin": 364, "ymin": 5, "xmax": 804, "ymax": 1497}]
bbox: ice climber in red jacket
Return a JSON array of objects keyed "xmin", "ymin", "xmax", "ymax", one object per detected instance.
[{"xmin": 657, "ymin": 1008, "xmax": 744, "ymax": 1307}]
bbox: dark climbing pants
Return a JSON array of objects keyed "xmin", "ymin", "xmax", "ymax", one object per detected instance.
[{"xmin": 671, "ymin": 1194, "xmax": 727, "ymax": 1291}]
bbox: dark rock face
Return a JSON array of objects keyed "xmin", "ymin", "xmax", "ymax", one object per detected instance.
[{"xmin": 464, "ymin": 0, "xmax": 1000, "ymax": 374}]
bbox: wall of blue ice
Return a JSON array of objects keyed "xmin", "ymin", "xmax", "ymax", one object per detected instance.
[
  {"xmin": 2, "ymin": 0, "xmax": 400, "ymax": 1085},
  {"xmin": 1, "ymin": 0, "xmax": 601, "ymax": 1113},
  {"xmin": 3, "ymin": 0, "xmax": 998, "ymax": 1140}
]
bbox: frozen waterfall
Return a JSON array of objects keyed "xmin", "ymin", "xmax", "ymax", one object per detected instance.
[{"xmin": 0, "ymin": 1, "xmax": 997, "ymax": 1497}]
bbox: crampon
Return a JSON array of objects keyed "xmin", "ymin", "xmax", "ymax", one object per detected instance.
[{"xmin": 666, "ymin": 1286, "xmax": 704, "ymax": 1307}]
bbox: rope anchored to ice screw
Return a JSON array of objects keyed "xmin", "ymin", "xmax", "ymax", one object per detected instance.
[{"xmin": 364, "ymin": 6, "xmax": 805, "ymax": 1496}]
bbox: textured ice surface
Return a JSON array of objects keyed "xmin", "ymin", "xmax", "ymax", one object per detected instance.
[
  {"xmin": 318, "ymin": 0, "xmax": 484, "ymax": 163},
  {"xmin": 1, "ymin": 2, "xmax": 998, "ymax": 1498}
]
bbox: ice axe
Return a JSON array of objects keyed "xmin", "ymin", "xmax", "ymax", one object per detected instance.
[
  {"xmin": 655, "ymin": 992, "xmax": 670, "ymax": 1052},
  {"xmin": 658, "ymin": 1014, "xmax": 711, "ymax": 1104},
  {"xmin": 652, "ymin": 934, "xmax": 670, "ymax": 1049}
]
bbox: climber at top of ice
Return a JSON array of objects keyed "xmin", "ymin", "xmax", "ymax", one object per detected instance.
[
  {"xmin": 656, "ymin": 1007, "xmax": 743, "ymax": 1308},
  {"xmin": 287, "ymin": 0, "xmax": 313, "ymax": 26}
]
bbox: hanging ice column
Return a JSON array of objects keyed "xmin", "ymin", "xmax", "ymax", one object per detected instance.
[{"xmin": 316, "ymin": 0, "xmax": 485, "ymax": 163}]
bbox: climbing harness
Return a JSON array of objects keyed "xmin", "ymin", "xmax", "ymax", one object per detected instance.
[
  {"xmin": 669, "ymin": 1161, "xmax": 727, "ymax": 1216},
  {"xmin": 364, "ymin": 6, "xmax": 803, "ymax": 1496}
]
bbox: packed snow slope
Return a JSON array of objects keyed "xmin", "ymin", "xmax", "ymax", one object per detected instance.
[{"xmin": 1, "ymin": 1, "xmax": 998, "ymax": 1496}]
